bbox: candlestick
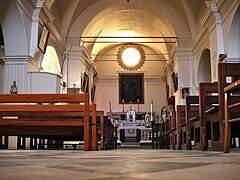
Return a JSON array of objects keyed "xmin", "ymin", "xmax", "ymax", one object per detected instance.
[
  {"xmin": 150, "ymin": 102, "xmax": 153, "ymax": 114},
  {"xmin": 150, "ymin": 102, "xmax": 153, "ymax": 121}
]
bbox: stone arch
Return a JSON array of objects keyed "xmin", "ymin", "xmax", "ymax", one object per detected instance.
[
  {"xmin": 197, "ymin": 49, "xmax": 211, "ymax": 84},
  {"xmin": 227, "ymin": 5, "xmax": 240, "ymax": 61}
]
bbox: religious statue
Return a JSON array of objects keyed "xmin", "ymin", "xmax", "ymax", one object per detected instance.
[
  {"xmin": 127, "ymin": 110, "xmax": 136, "ymax": 122},
  {"xmin": 161, "ymin": 106, "xmax": 168, "ymax": 121},
  {"xmin": 10, "ymin": 81, "xmax": 18, "ymax": 94},
  {"xmin": 145, "ymin": 113, "xmax": 150, "ymax": 127}
]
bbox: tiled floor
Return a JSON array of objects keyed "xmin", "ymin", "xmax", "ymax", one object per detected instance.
[{"xmin": 0, "ymin": 149, "xmax": 239, "ymax": 180}]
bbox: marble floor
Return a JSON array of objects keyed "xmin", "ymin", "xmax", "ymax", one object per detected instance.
[{"xmin": 0, "ymin": 149, "xmax": 239, "ymax": 180}]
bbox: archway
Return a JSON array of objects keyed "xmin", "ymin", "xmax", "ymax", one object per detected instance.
[
  {"xmin": 197, "ymin": 49, "xmax": 211, "ymax": 84},
  {"xmin": 227, "ymin": 5, "xmax": 240, "ymax": 62}
]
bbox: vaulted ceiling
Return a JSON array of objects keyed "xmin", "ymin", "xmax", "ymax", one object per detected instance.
[{"xmin": 46, "ymin": 0, "xmax": 213, "ymax": 61}]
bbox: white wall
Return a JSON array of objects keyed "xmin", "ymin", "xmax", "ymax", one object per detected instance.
[{"xmin": 95, "ymin": 75, "xmax": 166, "ymax": 115}]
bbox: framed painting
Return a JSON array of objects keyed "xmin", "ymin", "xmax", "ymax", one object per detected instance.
[
  {"xmin": 171, "ymin": 72, "xmax": 178, "ymax": 92},
  {"xmin": 81, "ymin": 72, "xmax": 89, "ymax": 93},
  {"xmin": 119, "ymin": 73, "xmax": 144, "ymax": 104},
  {"xmin": 38, "ymin": 23, "xmax": 50, "ymax": 54},
  {"xmin": 181, "ymin": 87, "xmax": 190, "ymax": 99},
  {"xmin": 91, "ymin": 84, "xmax": 96, "ymax": 102}
]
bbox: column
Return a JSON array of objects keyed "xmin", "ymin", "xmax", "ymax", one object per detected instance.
[
  {"xmin": 2, "ymin": 56, "xmax": 32, "ymax": 94},
  {"xmin": 1, "ymin": 55, "xmax": 32, "ymax": 149},
  {"xmin": 67, "ymin": 46, "xmax": 91, "ymax": 89}
]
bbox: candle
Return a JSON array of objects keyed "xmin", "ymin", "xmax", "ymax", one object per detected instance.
[
  {"xmin": 150, "ymin": 102, "xmax": 153, "ymax": 121},
  {"xmin": 150, "ymin": 102, "xmax": 153, "ymax": 114},
  {"xmin": 109, "ymin": 102, "xmax": 112, "ymax": 112},
  {"xmin": 122, "ymin": 99, "xmax": 124, "ymax": 104}
]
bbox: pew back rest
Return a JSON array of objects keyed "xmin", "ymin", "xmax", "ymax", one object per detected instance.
[
  {"xmin": 177, "ymin": 105, "xmax": 186, "ymax": 125},
  {"xmin": 218, "ymin": 63, "xmax": 240, "ymax": 120},
  {"xmin": 0, "ymin": 94, "xmax": 88, "ymax": 104}
]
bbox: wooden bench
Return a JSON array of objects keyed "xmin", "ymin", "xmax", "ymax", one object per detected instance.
[
  {"xmin": 0, "ymin": 93, "xmax": 97, "ymax": 151},
  {"xmin": 96, "ymin": 111, "xmax": 116, "ymax": 150},
  {"xmin": 217, "ymin": 63, "xmax": 240, "ymax": 151},
  {"xmin": 102, "ymin": 116, "xmax": 115, "ymax": 150},
  {"xmin": 176, "ymin": 105, "xmax": 186, "ymax": 150},
  {"xmin": 199, "ymin": 82, "xmax": 219, "ymax": 151},
  {"xmin": 186, "ymin": 96, "xmax": 199, "ymax": 150},
  {"xmin": 224, "ymin": 79, "xmax": 240, "ymax": 153},
  {"xmin": 169, "ymin": 108, "xmax": 177, "ymax": 150}
]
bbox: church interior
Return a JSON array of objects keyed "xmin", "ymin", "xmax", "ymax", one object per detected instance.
[{"xmin": 0, "ymin": 0, "xmax": 240, "ymax": 179}]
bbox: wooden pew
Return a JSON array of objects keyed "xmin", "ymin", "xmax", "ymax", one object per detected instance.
[
  {"xmin": 101, "ymin": 116, "xmax": 115, "ymax": 150},
  {"xmin": 218, "ymin": 63, "xmax": 240, "ymax": 151},
  {"xmin": 169, "ymin": 110, "xmax": 177, "ymax": 150},
  {"xmin": 185, "ymin": 96, "xmax": 199, "ymax": 150},
  {"xmin": 224, "ymin": 79, "xmax": 240, "ymax": 153},
  {"xmin": 176, "ymin": 105, "xmax": 186, "ymax": 150},
  {"xmin": 0, "ymin": 93, "xmax": 96, "ymax": 151},
  {"xmin": 199, "ymin": 82, "xmax": 219, "ymax": 151}
]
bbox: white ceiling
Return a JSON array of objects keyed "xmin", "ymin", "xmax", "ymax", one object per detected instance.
[{"xmin": 47, "ymin": 0, "xmax": 212, "ymax": 61}]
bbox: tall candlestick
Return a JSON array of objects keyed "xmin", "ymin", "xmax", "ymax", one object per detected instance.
[
  {"xmin": 150, "ymin": 102, "xmax": 153, "ymax": 121},
  {"xmin": 109, "ymin": 102, "xmax": 112, "ymax": 113},
  {"xmin": 150, "ymin": 102, "xmax": 153, "ymax": 114}
]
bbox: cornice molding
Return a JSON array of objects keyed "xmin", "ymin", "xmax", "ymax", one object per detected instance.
[{"xmin": 1, "ymin": 55, "xmax": 33, "ymax": 65}]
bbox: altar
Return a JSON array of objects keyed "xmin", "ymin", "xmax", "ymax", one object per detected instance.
[{"xmin": 107, "ymin": 110, "xmax": 152, "ymax": 144}]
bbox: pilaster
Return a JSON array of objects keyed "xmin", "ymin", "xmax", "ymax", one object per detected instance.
[
  {"xmin": 67, "ymin": 46, "xmax": 90, "ymax": 88},
  {"xmin": 1, "ymin": 55, "xmax": 33, "ymax": 94},
  {"xmin": 200, "ymin": 4, "xmax": 225, "ymax": 81}
]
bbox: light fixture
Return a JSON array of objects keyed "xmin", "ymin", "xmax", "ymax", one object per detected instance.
[{"xmin": 117, "ymin": 43, "xmax": 145, "ymax": 71}]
